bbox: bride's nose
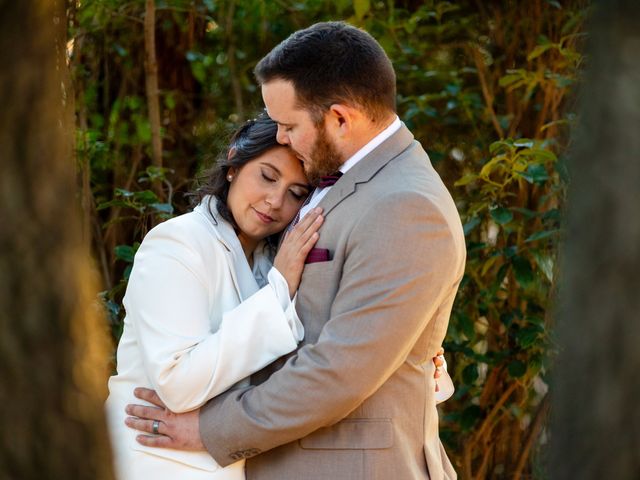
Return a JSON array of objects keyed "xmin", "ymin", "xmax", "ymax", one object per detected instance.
[{"xmin": 265, "ymin": 189, "xmax": 285, "ymax": 209}]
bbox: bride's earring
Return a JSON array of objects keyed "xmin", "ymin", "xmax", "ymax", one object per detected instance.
[{"xmin": 227, "ymin": 174, "xmax": 233, "ymax": 182}]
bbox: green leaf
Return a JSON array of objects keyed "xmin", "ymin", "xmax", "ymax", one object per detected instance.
[
  {"xmin": 151, "ymin": 202, "xmax": 174, "ymax": 214},
  {"xmin": 500, "ymin": 311, "xmax": 516, "ymax": 327},
  {"xmin": 516, "ymin": 326, "xmax": 543, "ymax": 349},
  {"xmin": 354, "ymin": 0, "xmax": 370, "ymax": 20},
  {"xmin": 525, "ymin": 229, "xmax": 560, "ymax": 243},
  {"xmin": 454, "ymin": 172, "xmax": 478, "ymax": 187},
  {"xmin": 489, "ymin": 139, "xmax": 512, "ymax": 155},
  {"xmin": 462, "ymin": 364, "xmax": 479, "ymax": 384},
  {"xmin": 512, "ymin": 256, "xmax": 534, "ymax": 287},
  {"xmin": 135, "ymin": 118, "xmax": 151, "ymax": 142},
  {"xmin": 508, "ymin": 360, "xmax": 527, "ymax": 378},
  {"xmin": 133, "ymin": 190, "xmax": 159, "ymax": 204},
  {"xmin": 115, "ymin": 188, "xmax": 134, "ymax": 198},
  {"xmin": 114, "ymin": 245, "xmax": 136, "ymax": 263},
  {"xmin": 523, "ymin": 148, "xmax": 557, "ymax": 162},
  {"xmin": 542, "ymin": 208, "xmax": 561, "ymax": 222},
  {"xmin": 490, "ymin": 207, "xmax": 513, "ymax": 225},
  {"xmin": 145, "ymin": 166, "xmax": 170, "ymax": 181},
  {"xmin": 458, "ymin": 313, "xmax": 475, "ymax": 339},
  {"xmin": 164, "ymin": 93, "xmax": 176, "ymax": 110},
  {"xmin": 463, "ymin": 216, "xmax": 481, "ymax": 236},
  {"xmin": 96, "ymin": 199, "xmax": 131, "ymax": 211},
  {"xmin": 527, "ymin": 44, "xmax": 552, "ymax": 61},
  {"xmin": 531, "ymin": 249, "xmax": 554, "ymax": 282},
  {"xmin": 514, "ymin": 138, "xmax": 535, "ymax": 148},
  {"xmin": 499, "ymin": 73, "xmax": 522, "ymax": 88},
  {"xmin": 460, "ymin": 405, "xmax": 483, "ymax": 431},
  {"xmin": 522, "ymin": 164, "xmax": 549, "ymax": 184}
]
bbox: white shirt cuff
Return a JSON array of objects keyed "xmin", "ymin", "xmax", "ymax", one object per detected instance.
[
  {"xmin": 435, "ymin": 359, "xmax": 454, "ymax": 404},
  {"xmin": 267, "ymin": 267, "xmax": 304, "ymax": 342}
]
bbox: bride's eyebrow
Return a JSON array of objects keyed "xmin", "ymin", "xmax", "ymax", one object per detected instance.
[{"xmin": 259, "ymin": 162, "xmax": 281, "ymax": 175}]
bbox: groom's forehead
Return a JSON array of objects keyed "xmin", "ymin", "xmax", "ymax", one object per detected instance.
[{"xmin": 262, "ymin": 84, "xmax": 307, "ymax": 120}]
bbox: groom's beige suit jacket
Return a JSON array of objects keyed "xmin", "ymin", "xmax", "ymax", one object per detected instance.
[{"xmin": 200, "ymin": 124, "xmax": 465, "ymax": 480}]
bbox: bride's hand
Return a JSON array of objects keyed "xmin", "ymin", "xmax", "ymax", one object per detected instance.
[{"xmin": 274, "ymin": 207, "xmax": 323, "ymax": 298}]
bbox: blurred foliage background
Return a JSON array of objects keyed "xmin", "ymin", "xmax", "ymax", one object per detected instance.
[{"xmin": 67, "ymin": 0, "xmax": 588, "ymax": 477}]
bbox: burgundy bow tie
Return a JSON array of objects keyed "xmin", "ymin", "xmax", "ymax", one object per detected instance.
[{"xmin": 318, "ymin": 171, "xmax": 343, "ymax": 189}]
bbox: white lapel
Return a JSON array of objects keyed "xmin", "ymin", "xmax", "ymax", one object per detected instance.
[{"xmin": 193, "ymin": 197, "xmax": 261, "ymax": 301}]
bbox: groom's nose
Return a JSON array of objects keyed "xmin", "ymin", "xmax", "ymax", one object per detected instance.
[{"xmin": 276, "ymin": 125, "xmax": 290, "ymax": 146}]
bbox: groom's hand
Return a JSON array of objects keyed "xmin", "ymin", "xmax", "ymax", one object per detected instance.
[{"xmin": 125, "ymin": 387, "xmax": 205, "ymax": 451}]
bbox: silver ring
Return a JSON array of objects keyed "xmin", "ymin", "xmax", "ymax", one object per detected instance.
[{"xmin": 152, "ymin": 420, "xmax": 160, "ymax": 435}]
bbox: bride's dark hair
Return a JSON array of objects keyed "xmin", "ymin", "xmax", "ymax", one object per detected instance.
[{"xmin": 190, "ymin": 113, "xmax": 280, "ymax": 228}]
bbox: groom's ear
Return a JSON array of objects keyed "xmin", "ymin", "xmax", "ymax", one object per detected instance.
[{"xmin": 327, "ymin": 103, "xmax": 355, "ymax": 137}]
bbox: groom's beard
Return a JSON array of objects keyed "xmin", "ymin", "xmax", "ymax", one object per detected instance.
[{"xmin": 304, "ymin": 124, "xmax": 344, "ymax": 187}]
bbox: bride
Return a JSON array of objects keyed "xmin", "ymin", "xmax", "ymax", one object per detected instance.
[{"xmin": 106, "ymin": 114, "xmax": 320, "ymax": 479}]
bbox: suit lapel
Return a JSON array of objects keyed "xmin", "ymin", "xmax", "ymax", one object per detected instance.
[
  {"xmin": 317, "ymin": 124, "xmax": 415, "ymax": 216},
  {"xmin": 193, "ymin": 198, "xmax": 258, "ymax": 301}
]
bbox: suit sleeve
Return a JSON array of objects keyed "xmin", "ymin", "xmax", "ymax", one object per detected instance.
[
  {"xmin": 124, "ymin": 220, "xmax": 301, "ymax": 413},
  {"xmin": 199, "ymin": 192, "xmax": 464, "ymax": 465}
]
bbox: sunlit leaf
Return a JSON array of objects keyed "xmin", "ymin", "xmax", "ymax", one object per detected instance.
[
  {"xmin": 531, "ymin": 249, "xmax": 554, "ymax": 282},
  {"xmin": 527, "ymin": 163, "xmax": 550, "ymax": 184},
  {"xmin": 455, "ymin": 173, "xmax": 478, "ymax": 187},
  {"xmin": 354, "ymin": 0, "xmax": 370, "ymax": 20},
  {"xmin": 527, "ymin": 44, "xmax": 552, "ymax": 61},
  {"xmin": 151, "ymin": 202, "xmax": 174, "ymax": 214},
  {"xmin": 514, "ymin": 138, "xmax": 535, "ymax": 148}
]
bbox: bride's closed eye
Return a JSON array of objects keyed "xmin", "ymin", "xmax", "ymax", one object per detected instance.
[
  {"xmin": 261, "ymin": 170, "xmax": 276, "ymax": 183},
  {"xmin": 289, "ymin": 189, "xmax": 305, "ymax": 201}
]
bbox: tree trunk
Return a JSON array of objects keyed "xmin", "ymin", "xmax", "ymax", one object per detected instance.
[
  {"xmin": 551, "ymin": 0, "xmax": 640, "ymax": 478},
  {"xmin": 0, "ymin": 1, "xmax": 114, "ymax": 478},
  {"xmin": 144, "ymin": 0, "xmax": 165, "ymax": 201}
]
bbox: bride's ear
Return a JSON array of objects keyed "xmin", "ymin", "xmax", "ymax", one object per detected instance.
[{"xmin": 227, "ymin": 146, "xmax": 237, "ymax": 161}]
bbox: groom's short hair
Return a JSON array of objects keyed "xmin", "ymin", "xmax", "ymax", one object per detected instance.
[{"xmin": 255, "ymin": 21, "xmax": 396, "ymax": 124}]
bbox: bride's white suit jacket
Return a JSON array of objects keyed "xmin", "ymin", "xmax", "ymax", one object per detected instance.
[{"xmin": 106, "ymin": 198, "xmax": 304, "ymax": 479}]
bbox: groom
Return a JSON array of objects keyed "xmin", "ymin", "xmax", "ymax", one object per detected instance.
[{"xmin": 129, "ymin": 21, "xmax": 465, "ymax": 479}]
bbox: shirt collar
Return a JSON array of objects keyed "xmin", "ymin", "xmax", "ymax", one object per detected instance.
[{"xmin": 339, "ymin": 116, "xmax": 401, "ymax": 175}]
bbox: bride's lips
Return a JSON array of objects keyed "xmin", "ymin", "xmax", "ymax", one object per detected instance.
[{"xmin": 253, "ymin": 208, "xmax": 274, "ymax": 224}]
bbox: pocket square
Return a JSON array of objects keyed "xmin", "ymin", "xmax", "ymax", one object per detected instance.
[{"xmin": 305, "ymin": 248, "xmax": 330, "ymax": 264}]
